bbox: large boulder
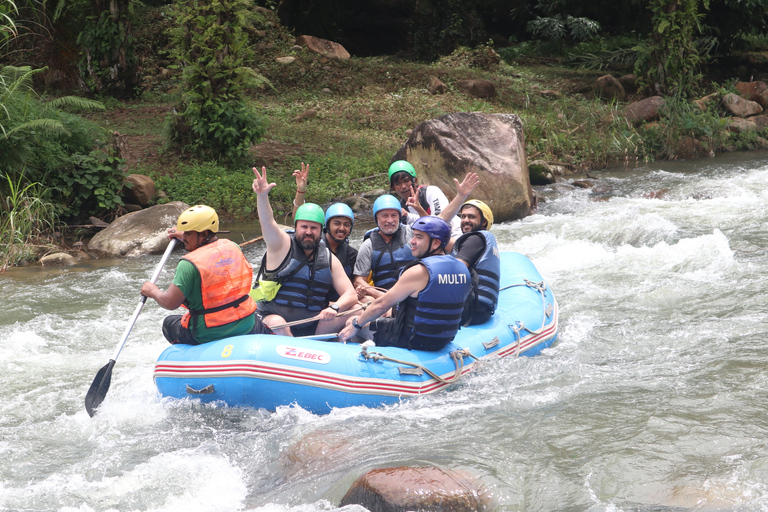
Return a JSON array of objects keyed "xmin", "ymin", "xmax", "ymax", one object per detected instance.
[
  {"xmin": 295, "ymin": 35, "xmax": 350, "ymax": 60},
  {"xmin": 88, "ymin": 202, "xmax": 189, "ymax": 258},
  {"xmin": 621, "ymin": 96, "xmax": 666, "ymax": 125},
  {"xmin": 340, "ymin": 466, "xmax": 488, "ymax": 511},
  {"xmin": 735, "ymin": 81, "xmax": 768, "ymax": 108},
  {"xmin": 392, "ymin": 112, "xmax": 533, "ymax": 223},
  {"xmin": 722, "ymin": 93, "xmax": 764, "ymax": 118},
  {"xmin": 123, "ymin": 174, "xmax": 156, "ymax": 206},
  {"xmin": 594, "ymin": 75, "xmax": 625, "ymax": 102}
]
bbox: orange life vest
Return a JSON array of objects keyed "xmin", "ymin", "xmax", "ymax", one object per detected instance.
[{"xmin": 180, "ymin": 239, "xmax": 257, "ymax": 329}]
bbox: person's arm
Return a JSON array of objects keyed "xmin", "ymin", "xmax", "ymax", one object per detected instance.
[
  {"xmin": 338, "ymin": 264, "xmax": 429, "ymax": 342},
  {"xmin": 438, "ymin": 172, "xmax": 479, "ymax": 224},
  {"xmin": 291, "ymin": 162, "xmax": 309, "ymax": 218},
  {"xmin": 140, "ymin": 282, "xmax": 186, "ymax": 310},
  {"xmin": 252, "ymin": 166, "xmax": 291, "ymax": 265},
  {"xmin": 329, "ymin": 254, "xmax": 357, "ymax": 310}
]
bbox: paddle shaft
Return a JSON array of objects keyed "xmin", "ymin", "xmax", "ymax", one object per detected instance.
[
  {"xmin": 85, "ymin": 238, "xmax": 177, "ymax": 417},
  {"xmin": 110, "ymin": 238, "xmax": 178, "ymax": 361},
  {"xmin": 268, "ymin": 304, "xmax": 366, "ymax": 330}
]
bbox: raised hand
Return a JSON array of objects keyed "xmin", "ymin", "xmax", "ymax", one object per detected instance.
[
  {"xmin": 455, "ymin": 172, "xmax": 480, "ymax": 198},
  {"xmin": 293, "ymin": 162, "xmax": 309, "ymax": 192},
  {"xmin": 252, "ymin": 166, "xmax": 276, "ymax": 195},
  {"xmin": 406, "ymin": 194, "xmax": 427, "ymax": 217}
]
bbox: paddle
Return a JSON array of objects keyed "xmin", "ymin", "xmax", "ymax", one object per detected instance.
[
  {"xmin": 85, "ymin": 238, "xmax": 178, "ymax": 417},
  {"xmin": 268, "ymin": 303, "xmax": 369, "ymax": 331}
]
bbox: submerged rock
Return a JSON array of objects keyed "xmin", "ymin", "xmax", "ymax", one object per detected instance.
[{"xmin": 340, "ymin": 466, "xmax": 488, "ymax": 511}]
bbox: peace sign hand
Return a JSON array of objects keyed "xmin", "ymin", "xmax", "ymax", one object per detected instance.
[{"xmin": 252, "ymin": 167, "xmax": 276, "ymax": 196}]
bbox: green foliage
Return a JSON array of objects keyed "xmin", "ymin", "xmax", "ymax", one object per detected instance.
[
  {"xmin": 47, "ymin": 154, "xmax": 126, "ymax": 218},
  {"xmin": 77, "ymin": 0, "xmax": 139, "ymax": 97},
  {"xmin": 411, "ymin": 0, "xmax": 487, "ymax": 61},
  {"xmin": 0, "ymin": 65, "xmax": 131, "ymax": 219},
  {"xmin": 435, "ymin": 42, "xmax": 502, "ymax": 71},
  {"xmin": 164, "ymin": 0, "xmax": 268, "ymax": 165},
  {"xmin": 635, "ymin": 0, "xmax": 710, "ymax": 98},
  {"xmin": 0, "ymin": 0, "xmax": 17, "ymax": 50},
  {"xmin": 155, "ymin": 162, "xmax": 256, "ymax": 219},
  {"xmin": 527, "ymin": 14, "xmax": 601, "ymax": 43},
  {"xmin": 639, "ymin": 95, "xmax": 727, "ymax": 158},
  {"xmin": 0, "ymin": 172, "xmax": 58, "ymax": 270}
]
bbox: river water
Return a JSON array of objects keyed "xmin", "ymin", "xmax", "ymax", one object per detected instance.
[{"xmin": 4, "ymin": 152, "xmax": 768, "ymax": 511}]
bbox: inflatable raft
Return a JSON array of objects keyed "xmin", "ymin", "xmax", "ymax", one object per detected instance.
[{"xmin": 153, "ymin": 251, "xmax": 558, "ymax": 414}]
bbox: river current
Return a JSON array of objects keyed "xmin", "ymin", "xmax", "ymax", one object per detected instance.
[{"xmin": 3, "ymin": 152, "xmax": 768, "ymax": 511}]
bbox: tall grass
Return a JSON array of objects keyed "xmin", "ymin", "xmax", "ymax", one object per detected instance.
[{"xmin": 0, "ymin": 172, "xmax": 58, "ymax": 271}]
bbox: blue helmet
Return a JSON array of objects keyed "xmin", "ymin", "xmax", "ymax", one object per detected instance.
[
  {"xmin": 325, "ymin": 202, "xmax": 354, "ymax": 228},
  {"xmin": 412, "ymin": 216, "xmax": 451, "ymax": 249},
  {"xmin": 372, "ymin": 194, "xmax": 401, "ymax": 219}
]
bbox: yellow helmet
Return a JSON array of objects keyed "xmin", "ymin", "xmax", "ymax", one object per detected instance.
[
  {"xmin": 461, "ymin": 200, "xmax": 494, "ymax": 230},
  {"xmin": 176, "ymin": 205, "xmax": 219, "ymax": 233}
]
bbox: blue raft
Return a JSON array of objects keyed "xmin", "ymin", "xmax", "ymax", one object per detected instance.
[{"xmin": 153, "ymin": 251, "xmax": 558, "ymax": 414}]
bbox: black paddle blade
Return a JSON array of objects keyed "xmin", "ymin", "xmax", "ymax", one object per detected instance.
[{"xmin": 85, "ymin": 360, "xmax": 115, "ymax": 417}]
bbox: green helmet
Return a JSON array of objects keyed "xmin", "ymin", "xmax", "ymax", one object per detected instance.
[
  {"xmin": 388, "ymin": 160, "xmax": 417, "ymax": 183},
  {"xmin": 295, "ymin": 203, "xmax": 325, "ymax": 227}
]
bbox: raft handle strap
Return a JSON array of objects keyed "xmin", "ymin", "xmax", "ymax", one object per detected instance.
[
  {"xmin": 483, "ymin": 336, "xmax": 500, "ymax": 350},
  {"xmin": 499, "ymin": 279, "xmax": 550, "ymax": 340},
  {"xmin": 186, "ymin": 384, "xmax": 215, "ymax": 395},
  {"xmin": 361, "ymin": 345, "xmax": 478, "ymax": 384}
]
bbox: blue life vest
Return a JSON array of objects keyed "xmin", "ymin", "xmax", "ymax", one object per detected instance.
[
  {"xmin": 451, "ymin": 230, "xmax": 500, "ymax": 324},
  {"xmin": 262, "ymin": 235, "xmax": 333, "ymax": 311},
  {"xmin": 398, "ymin": 255, "xmax": 471, "ymax": 351},
  {"xmin": 367, "ymin": 226, "xmax": 416, "ymax": 289}
]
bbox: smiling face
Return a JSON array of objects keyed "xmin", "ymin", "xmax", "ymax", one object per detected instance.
[
  {"xmin": 391, "ymin": 173, "xmax": 418, "ymax": 200},
  {"xmin": 459, "ymin": 205, "xmax": 485, "ymax": 233},
  {"xmin": 409, "ymin": 229, "xmax": 439, "ymax": 258},
  {"xmin": 295, "ymin": 220, "xmax": 323, "ymax": 251},
  {"xmin": 376, "ymin": 209, "xmax": 401, "ymax": 236},
  {"xmin": 326, "ymin": 216, "xmax": 352, "ymax": 242}
]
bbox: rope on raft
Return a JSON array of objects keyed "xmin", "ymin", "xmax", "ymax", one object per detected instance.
[
  {"xmin": 359, "ymin": 344, "xmax": 478, "ymax": 385},
  {"xmin": 499, "ymin": 279, "xmax": 552, "ymax": 356}
]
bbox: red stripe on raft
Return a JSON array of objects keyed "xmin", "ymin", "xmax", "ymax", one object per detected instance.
[{"xmin": 153, "ymin": 317, "xmax": 557, "ymax": 397}]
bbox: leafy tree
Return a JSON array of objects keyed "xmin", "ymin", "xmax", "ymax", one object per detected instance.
[
  {"xmin": 0, "ymin": 65, "xmax": 126, "ymax": 219},
  {"xmin": 77, "ymin": 0, "xmax": 138, "ymax": 97},
  {"xmin": 411, "ymin": 0, "xmax": 488, "ymax": 61},
  {"xmin": 165, "ymin": 0, "xmax": 267, "ymax": 166},
  {"xmin": 635, "ymin": 0, "xmax": 709, "ymax": 98}
]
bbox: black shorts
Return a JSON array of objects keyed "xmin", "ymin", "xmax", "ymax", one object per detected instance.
[{"xmin": 162, "ymin": 313, "xmax": 273, "ymax": 345}]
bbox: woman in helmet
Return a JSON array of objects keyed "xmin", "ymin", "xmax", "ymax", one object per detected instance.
[
  {"xmin": 387, "ymin": 160, "xmax": 461, "ymax": 236},
  {"xmin": 252, "ymin": 166, "xmax": 357, "ymax": 337},
  {"xmin": 140, "ymin": 205, "xmax": 272, "ymax": 345},
  {"xmin": 339, "ymin": 216, "xmax": 471, "ymax": 351}
]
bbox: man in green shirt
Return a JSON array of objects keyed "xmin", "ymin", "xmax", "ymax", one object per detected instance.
[{"xmin": 141, "ymin": 205, "xmax": 272, "ymax": 344}]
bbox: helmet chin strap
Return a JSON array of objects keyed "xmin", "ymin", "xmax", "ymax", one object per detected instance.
[{"xmin": 325, "ymin": 229, "xmax": 346, "ymax": 244}]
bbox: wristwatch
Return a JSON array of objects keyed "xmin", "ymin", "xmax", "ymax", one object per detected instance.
[
  {"xmin": 329, "ymin": 303, "xmax": 339, "ymax": 312},
  {"xmin": 352, "ymin": 317, "xmax": 363, "ymax": 330}
]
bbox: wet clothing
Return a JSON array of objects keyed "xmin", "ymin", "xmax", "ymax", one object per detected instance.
[
  {"xmin": 452, "ymin": 230, "xmax": 500, "ymax": 325},
  {"xmin": 371, "ymin": 255, "xmax": 471, "ymax": 351},
  {"xmin": 354, "ymin": 224, "xmax": 415, "ymax": 290},
  {"xmin": 168, "ymin": 239, "xmax": 259, "ymax": 344}
]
